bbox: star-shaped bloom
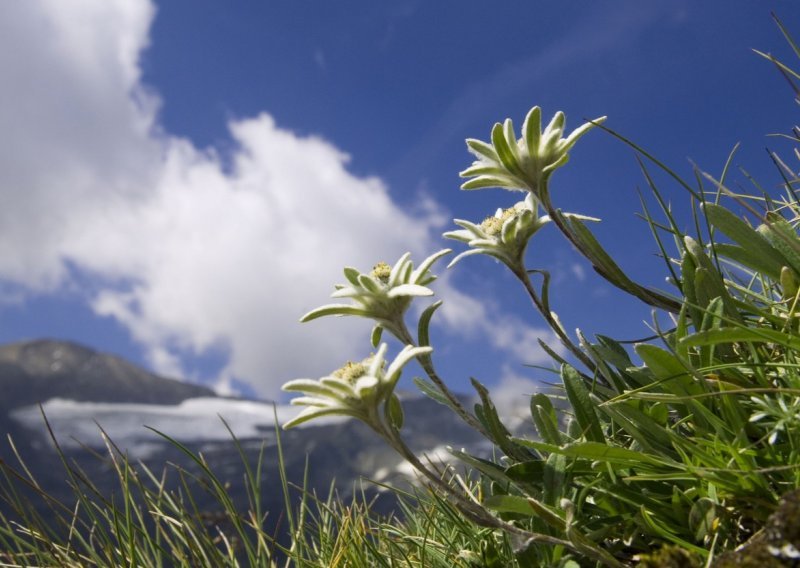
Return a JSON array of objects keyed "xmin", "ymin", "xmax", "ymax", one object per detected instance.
[
  {"xmin": 300, "ymin": 249, "xmax": 450, "ymax": 341},
  {"xmin": 282, "ymin": 343, "xmax": 432, "ymax": 429},
  {"xmin": 459, "ymin": 106, "xmax": 606, "ymax": 199},
  {"xmin": 444, "ymin": 193, "xmax": 549, "ymax": 270},
  {"xmin": 444, "ymin": 193, "xmax": 598, "ymax": 271}
]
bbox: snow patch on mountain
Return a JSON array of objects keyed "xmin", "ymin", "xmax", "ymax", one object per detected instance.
[{"xmin": 10, "ymin": 396, "xmax": 346, "ymax": 456}]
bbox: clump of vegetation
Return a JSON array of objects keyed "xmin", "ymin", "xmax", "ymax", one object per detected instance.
[{"xmin": 2, "ymin": 14, "xmax": 800, "ymax": 568}]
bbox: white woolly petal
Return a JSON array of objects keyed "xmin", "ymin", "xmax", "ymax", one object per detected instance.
[
  {"xmin": 447, "ymin": 249, "xmax": 484, "ymax": 268},
  {"xmin": 442, "ymin": 230, "xmax": 474, "ymax": 243},
  {"xmin": 368, "ymin": 343, "xmax": 389, "ymax": 376},
  {"xmin": 283, "ymin": 406, "xmax": 353, "ymax": 429},
  {"xmin": 331, "ymin": 286, "xmax": 368, "ymax": 298},
  {"xmin": 387, "ymin": 284, "xmax": 433, "ymax": 298},
  {"xmin": 410, "ymin": 249, "xmax": 450, "ymax": 283},
  {"xmin": 388, "ymin": 252, "xmax": 412, "ymax": 286},
  {"xmin": 354, "ymin": 376, "xmax": 379, "ymax": 397},
  {"xmin": 451, "ymin": 219, "xmax": 485, "ymax": 234},
  {"xmin": 282, "ymin": 379, "xmax": 342, "ymax": 398},
  {"xmin": 320, "ymin": 377, "xmax": 359, "ymax": 397},
  {"xmin": 385, "ymin": 345, "xmax": 432, "ymax": 388},
  {"xmin": 290, "ymin": 396, "xmax": 336, "ymax": 408},
  {"xmin": 468, "ymin": 239, "xmax": 499, "ymax": 247}
]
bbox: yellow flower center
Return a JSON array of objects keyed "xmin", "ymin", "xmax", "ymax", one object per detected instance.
[
  {"xmin": 480, "ymin": 206, "xmax": 520, "ymax": 236},
  {"xmin": 333, "ymin": 360, "xmax": 367, "ymax": 382},
  {"xmin": 371, "ymin": 261, "xmax": 392, "ymax": 283}
]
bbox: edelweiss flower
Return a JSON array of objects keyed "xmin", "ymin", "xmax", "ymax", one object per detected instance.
[
  {"xmin": 460, "ymin": 106, "xmax": 605, "ymax": 199},
  {"xmin": 444, "ymin": 193, "xmax": 549, "ymax": 270},
  {"xmin": 444, "ymin": 193, "xmax": 598, "ymax": 270},
  {"xmin": 282, "ymin": 343, "xmax": 432, "ymax": 429},
  {"xmin": 301, "ymin": 249, "xmax": 450, "ymax": 341}
]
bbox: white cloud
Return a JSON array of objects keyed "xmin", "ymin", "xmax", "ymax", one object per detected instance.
[
  {"xmin": 570, "ymin": 263, "xmax": 586, "ymax": 282},
  {"xmin": 0, "ymin": 0, "xmax": 557, "ymax": 399},
  {"xmin": 437, "ymin": 279, "xmax": 561, "ymax": 363},
  {"xmin": 483, "ymin": 365, "xmax": 562, "ymax": 431}
]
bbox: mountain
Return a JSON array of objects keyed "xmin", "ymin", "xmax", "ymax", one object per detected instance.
[
  {"xmin": 0, "ymin": 339, "xmax": 490, "ymax": 550},
  {"xmin": 0, "ymin": 339, "xmax": 215, "ymax": 413}
]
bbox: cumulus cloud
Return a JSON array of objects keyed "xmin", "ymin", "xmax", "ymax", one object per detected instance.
[
  {"xmin": 0, "ymin": 0, "xmax": 160, "ymax": 287},
  {"xmin": 0, "ymin": 0, "xmax": 556, "ymax": 398},
  {"xmin": 437, "ymin": 280, "xmax": 561, "ymax": 363},
  {"xmin": 482, "ymin": 365, "xmax": 566, "ymax": 430}
]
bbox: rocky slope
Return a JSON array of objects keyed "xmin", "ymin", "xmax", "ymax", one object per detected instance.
[{"xmin": 0, "ymin": 339, "xmax": 215, "ymax": 412}]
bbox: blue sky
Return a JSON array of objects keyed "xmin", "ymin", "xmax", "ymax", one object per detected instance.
[{"xmin": 0, "ymin": 1, "xmax": 798, "ymax": 401}]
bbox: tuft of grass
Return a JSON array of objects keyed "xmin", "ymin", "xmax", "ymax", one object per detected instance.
[{"xmin": 0, "ymin": 413, "xmax": 520, "ymax": 567}]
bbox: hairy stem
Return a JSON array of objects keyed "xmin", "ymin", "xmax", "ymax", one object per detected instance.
[
  {"xmin": 538, "ymin": 183, "xmax": 681, "ymax": 314},
  {"xmin": 393, "ymin": 322, "xmax": 490, "ymax": 438},
  {"xmin": 512, "ymin": 265, "xmax": 599, "ymax": 377}
]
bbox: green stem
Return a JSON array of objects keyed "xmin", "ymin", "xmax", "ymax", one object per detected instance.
[
  {"xmin": 511, "ymin": 264, "xmax": 599, "ymax": 377},
  {"xmin": 393, "ymin": 322, "xmax": 490, "ymax": 438},
  {"xmin": 538, "ymin": 183, "xmax": 681, "ymax": 314}
]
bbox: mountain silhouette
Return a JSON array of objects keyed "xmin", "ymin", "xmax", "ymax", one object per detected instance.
[{"xmin": 0, "ymin": 339, "xmax": 215, "ymax": 412}]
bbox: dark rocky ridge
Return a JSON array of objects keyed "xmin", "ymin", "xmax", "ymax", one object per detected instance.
[{"xmin": 0, "ymin": 339, "xmax": 215, "ymax": 412}]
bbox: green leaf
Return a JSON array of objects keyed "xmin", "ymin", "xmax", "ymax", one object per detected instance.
[
  {"xmin": 635, "ymin": 345, "xmax": 720, "ymax": 432},
  {"xmin": 384, "ymin": 394, "xmax": 404, "ymax": 430},
  {"xmin": 370, "ymin": 324, "xmax": 383, "ymax": 348},
  {"xmin": 681, "ymin": 251, "xmax": 704, "ymax": 327},
  {"xmin": 511, "ymin": 438, "xmax": 561, "ymax": 455},
  {"xmin": 698, "ymin": 297, "xmax": 726, "ymax": 365},
  {"xmin": 543, "ymin": 453, "xmax": 566, "ymax": 506},
  {"xmin": 417, "ymin": 300, "xmax": 443, "ymax": 347},
  {"xmin": 505, "ymin": 460, "xmax": 545, "ymax": 484},
  {"xmin": 598, "ymin": 399, "xmax": 674, "ymax": 455},
  {"xmin": 530, "ymin": 393, "xmax": 563, "ymax": 445},
  {"xmin": 634, "ymin": 344, "xmax": 695, "ymax": 397},
  {"xmin": 559, "ymin": 212, "xmax": 680, "ymax": 312},
  {"xmin": 412, "ymin": 376, "xmax": 452, "ymax": 407},
  {"xmin": 556, "ymin": 441, "xmax": 677, "ymax": 468},
  {"xmin": 578, "ymin": 331, "xmax": 627, "ymax": 393},
  {"xmin": 482, "ymin": 494, "xmax": 536, "ymax": 516},
  {"xmin": 561, "ymin": 364, "xmax": 605, "ymax": 443},
  {"xmin": 680, "ymin": 327, "xmax": 800, "ymax": 351},
  {"xmin": 448, "ymin": 448, "xmax": 516, "ymax": 487},
  {"xmin": 560, "ymin": 214, "xmax": 633, "ymax": 290},
  {"xmin": 689, "ymin": 498, "xmax": 717, "ymax": 541},
  {"xmin": 759, "ymin": 212, "xmax": 800, "ymax": 275},
  {"xmin": 594, "ymin": 335, "xmax": 633, "ymax": 369},
  {"xmin": 702, "ymin": 203, "xmax": 787, "ymax": 277},
  {"xmin": 472, "ymin": 377, "xmax": 531, "ymax": 461},
  {"xmin": 639, "ymin": 507, "xmax": 708, "ymax": 554},
  {"xmin": 684, "ymin": 236, "xmax": 740, "ymax": 322},
  {"xmin": 537, "ymin": 338, "xmax": 569, "ymax": 367},
  {"xmin": 692, "ymin": 267, "xmax": 714, "ymax": 311},
  {"xmin": 713, "ymin": 243, "xmax": 783, "ymax": 281},
  {"xmin": 526, "ymin": 497, "xmax": 568, "ymax": 530}
]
